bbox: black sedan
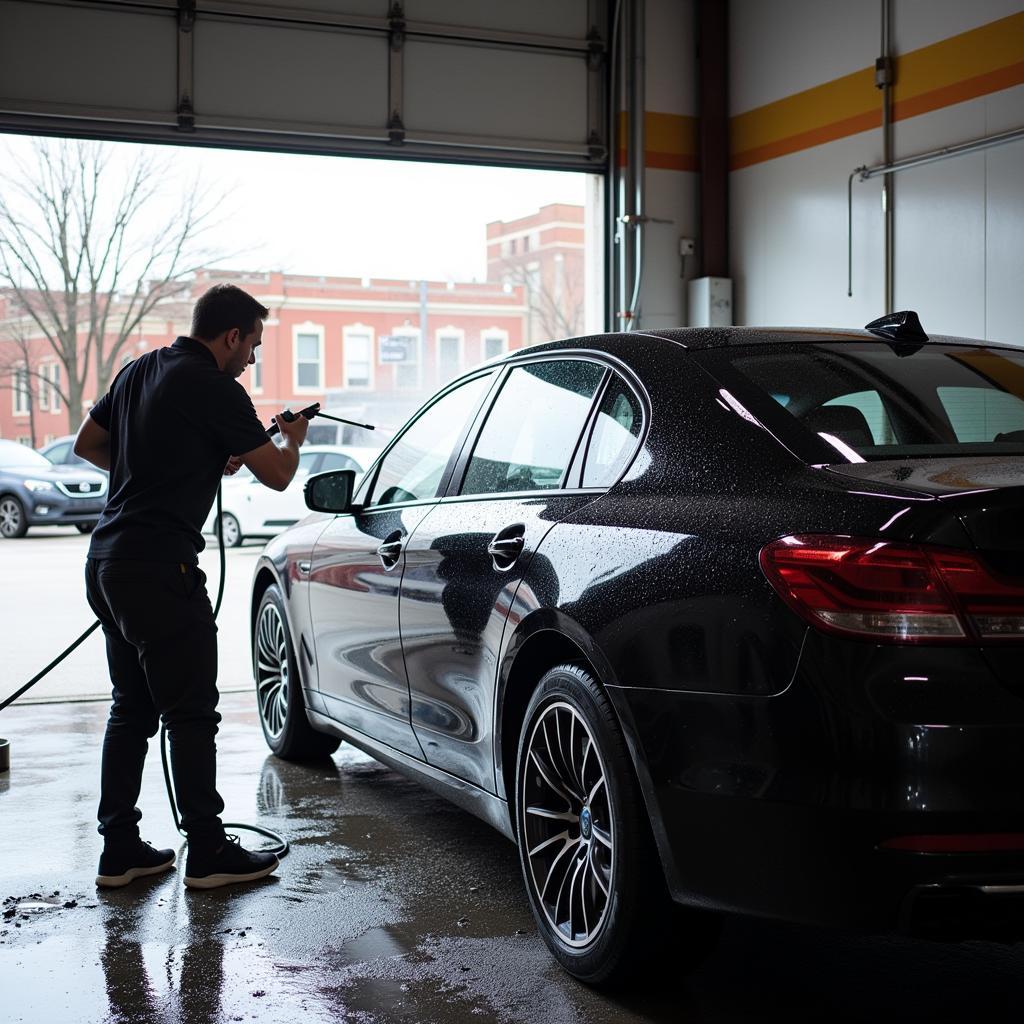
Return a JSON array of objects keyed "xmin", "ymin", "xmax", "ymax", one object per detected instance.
[
  {"xmin": 249, "ymin": 312, "xmax": 1024, "ymax": 984},
  {"xmin": 0, "ymin": 439, "xmax": 107, "ymax": 538}
]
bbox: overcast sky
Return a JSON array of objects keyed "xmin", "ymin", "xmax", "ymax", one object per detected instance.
[{"xmin": 2, "ymin": 133, "xmax": 589, "ymax": 285}]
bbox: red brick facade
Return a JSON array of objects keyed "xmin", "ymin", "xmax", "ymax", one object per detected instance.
[{"xmin": 1, "ymin": 203, "xmax": 589, "ymax": 446}]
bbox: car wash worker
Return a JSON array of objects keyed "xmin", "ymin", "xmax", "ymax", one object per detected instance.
[{"xmin": 73, "ymin": 284, "xmax": 308, "ymax": 890}]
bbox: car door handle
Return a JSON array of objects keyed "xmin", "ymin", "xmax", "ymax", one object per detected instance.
[
  {"xmin": 376, "ymin": 531, "xmax": 405, "ymax": 569},
  {"xmin": 488, "ymin": 524, "xmax": 526, "ymax": 569}
]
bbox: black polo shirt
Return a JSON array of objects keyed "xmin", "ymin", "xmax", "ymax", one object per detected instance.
[{"xmin": 87, "ymin": 336, "xmax": 271, "ymax": 563}]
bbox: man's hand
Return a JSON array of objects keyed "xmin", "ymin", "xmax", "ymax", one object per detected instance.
[
  {"xmin": 275, "ymin": 413, "xmax": 309, "ymax": 448},
  {"xmin": 223, "ymin": 456, "xmax": 244, "ymax": 476}
]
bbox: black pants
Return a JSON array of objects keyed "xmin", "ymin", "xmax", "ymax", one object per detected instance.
[{"xmin": 85, "ymin": 558, "xmax": 225, "ymax": 851}]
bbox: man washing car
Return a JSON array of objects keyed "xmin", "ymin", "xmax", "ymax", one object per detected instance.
[{"xmin": 74, "ymin": 284, "xmax": 308, "ymax": 889}]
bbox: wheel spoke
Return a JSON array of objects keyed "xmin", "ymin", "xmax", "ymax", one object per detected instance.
[
  {"xmin": 553, "ymin": 843, "xmax": 580, "ymax": 925},
  {"xmin": 569, "ymin": 854, "xmax": 588, "ymax": 939},
  {"xmin": 541, "ymin": 718, "xmax": 573, "ymax": 800},
  {"xmin": 526, "ymin": 806, "xmax": 577, "ymax": 823},
  {"xmin": 539, "ymin": 836, "xmax": 576, "ymax": 904},
  {"xmin": 591, "ymin": 823, "xmax": 612, "ymax": 849},
  {"xmin": 529, "ymin": 829, "xmax": 570, "ymax": 860},
  {"xmin": 588, "ymin": 849, "xmax": 610, "ymax": 897},
  {"xmin": 529, "ymin": 749, "xmax": 574, "ymax": 807},
  {"xmin": 587, "ymin": 775, "xmax": 605, "ymax": 806}
]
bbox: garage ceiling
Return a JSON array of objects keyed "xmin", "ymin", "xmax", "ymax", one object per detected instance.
[{"xmin": 0, "ymin": 0, "xmax": 609, "ymax": 170}]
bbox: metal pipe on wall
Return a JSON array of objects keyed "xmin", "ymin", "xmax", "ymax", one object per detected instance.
[
  {"xmin": 610, "ymin": 0, "xmax": 645, "ymax": 332},
  {"xmin": 847, "ymin": 125, "xmax": 1024, "ymax": 297},
  {"xmin": 879, "ymin": 0, "xmax": 894, "ymax": 313},
  {"xmin": 624, "ymin": 0, "xmax": 646, "ymax": 329}
]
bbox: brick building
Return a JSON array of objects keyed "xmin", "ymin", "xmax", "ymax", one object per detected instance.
[
  {"xmin": 1, "ymin": 202, "xmax": 590, "ymax": 447},
  {"xmin": 0, "ymin": 270, "xmax": 527, "ymax": 446},
  {"xmin": 486, "ymin": 202, "xmax": 586, "ymax": 346}
]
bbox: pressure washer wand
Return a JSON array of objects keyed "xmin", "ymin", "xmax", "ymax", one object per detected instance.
[{"xmin": 264, "ymin": 402, "xmax": 375, "ymax": 438}]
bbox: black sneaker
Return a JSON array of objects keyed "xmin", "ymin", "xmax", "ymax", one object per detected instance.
[
  {"xmin": 96, "ymin": 839, "xmax": 176, "ymax": 888},
  {"xmin": 183, "ymin": 835, "xmax": 279, "ymax": 890}
]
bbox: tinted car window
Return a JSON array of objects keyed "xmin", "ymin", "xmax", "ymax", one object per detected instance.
[
  {"xmin": 937, "ymin": 387, "xmax": 1024, "ymax": 443},
  {"xmin": 727, "ymin": 343, "xmax": 1024, "ymax": 459},
  {"xmin": 369, "ymin": 373, "xmax": 492, "ymax": 507},
  {"xmin": 318, "ymin": 453, "xmax": 361, "ymax": 473},
  {"xmin": 582, "ymin": 375, "xmax": 643, "ymax": 487},
  {"xmin": 44, "ymin": 441, "xmax": 72, "ymax": 464},
  {"xmin": 461, "ymin": 360, "xmax": 604, "ymax": 496},
  {"xmin": 295, "ymin": 452, "xmax": 318, "ymax": 480}
]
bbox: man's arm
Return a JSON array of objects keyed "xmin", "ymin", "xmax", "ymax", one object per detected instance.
[
  {"xmin": 74, "ymin": 415, "xmax": 112, "ymax": 472},
  {"xmin": 240, "ymin": 414, "xmax": 308, "ymax": 491}
]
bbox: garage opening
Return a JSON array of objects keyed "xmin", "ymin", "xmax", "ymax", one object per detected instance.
[{"xmin": 0, "ymin": 129, "xmax": 603, "ymax": 698}]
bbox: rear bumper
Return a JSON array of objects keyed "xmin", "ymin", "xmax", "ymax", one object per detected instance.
[{"xmin": 607, "ymin": 673, "xmax": 1024, "ymax": 936}]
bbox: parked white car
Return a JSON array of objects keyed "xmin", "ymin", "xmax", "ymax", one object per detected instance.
[{"xmin": 204, "ymin": 444, "xmax": 378, "ymax": 547}]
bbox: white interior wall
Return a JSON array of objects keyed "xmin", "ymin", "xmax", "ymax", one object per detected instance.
[{"xmin": 729, "ymin": 0, "xmax": 1024, "ymax": 341}]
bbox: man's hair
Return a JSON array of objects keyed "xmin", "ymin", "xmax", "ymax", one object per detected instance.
[{"xmin": 191, "ymin": 284, "xmax": 269, "ymax": 342}]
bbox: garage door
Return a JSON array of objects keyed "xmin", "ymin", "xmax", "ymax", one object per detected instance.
[{"xmin": 0, "ymin": 0, "xmax": 608, "ymax": 170}]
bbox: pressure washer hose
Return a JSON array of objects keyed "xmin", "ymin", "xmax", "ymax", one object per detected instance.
[{"xmin": 0, "ymin": 481, "xmax": 290, "ymax": 859}]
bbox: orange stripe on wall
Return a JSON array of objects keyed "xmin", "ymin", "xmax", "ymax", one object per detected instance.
[
  {"xmin": 893, "ymin": 59, "xmax": 1024, "ymax": 124},
  {"xmin": 730, "ymin": 11, "xmax": 1024, "ymax": 170},
  {"xmin": 731, "ymin": 109, "xmax": 881, "ymax": 170}
]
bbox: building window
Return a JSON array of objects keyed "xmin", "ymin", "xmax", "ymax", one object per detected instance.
[
  {"xmin": 482, "ymin": 330, "xmax": 508, "ymax": 362},
  {"xmin": 12, "ymin": 365, "xmax": 30, "ymax": 416},
  {"xmin": 39, "ymin": 364, "xmax": 61, "ymax": 412},
  {"xmin": 293, "ymin": 325, "xmax": 324, "ymax": 392},
  {"xmin": 343, "ymin": 326, "xmax": 374, "ymax": 389},
  {"xmin": 391, "ymin": 327, "xmax": 421, "ymax": 390},
  {"xmin": 436, "ymin": 327, "xmax": 464, "ymax": 383},
  {"xmin": 251, "ymin": 343, "xmax": 262, "ymax": 392}
]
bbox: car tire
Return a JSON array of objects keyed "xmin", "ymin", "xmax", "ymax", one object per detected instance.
[
  {"xmin": 218, "ymin": 513, "xmax": 242, "ymax": 548},
  {"xmin": 0, "ymin": 495, "xmax": 28, "ymax": 539},
  {"xmin": 514, "ymin": 663, "xmax": 719, "ymax": 986},
  {"xmin": 75, "ymin": 523, "xmax": 95, "ymax": 534},
  {"xmin": 254, "ymin": 583, "xmax": 340, "ymax": 761}
]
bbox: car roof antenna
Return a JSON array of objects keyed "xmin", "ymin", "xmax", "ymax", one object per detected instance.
[{"xmin": 864, "ymin": 310, "xmax": 929, "ymax": 356}]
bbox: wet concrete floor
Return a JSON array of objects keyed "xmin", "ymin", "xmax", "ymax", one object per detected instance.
[{"xmin": 3, "ymin": 694, "xmax": 1024, "ymax": 1023}]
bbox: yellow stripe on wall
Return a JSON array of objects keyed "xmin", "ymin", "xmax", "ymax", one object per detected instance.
[
  {"xmin": 618, "ymin": 111, "xmax": 698, "ymax": 171},
  {"xmin": 730, "ymin": 10, "xmax": 1024, "ymax": 170}
]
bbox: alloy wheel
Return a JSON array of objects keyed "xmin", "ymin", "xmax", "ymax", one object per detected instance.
[
  {"xmin": 0, "ymin": 497, "xmax": 24, "ymax": 538},
  {"xmin": 255, "ymin": 601, "xmax": 290, "ymax": 741},
  {"xmin": 520, "ymin": 700, "xmax": 615, "ymax": 949},
  {"xmin": 219, "ymin": 513, "xmax": 241, "ymax": 547}
]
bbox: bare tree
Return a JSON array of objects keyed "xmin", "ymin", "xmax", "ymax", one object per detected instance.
[
  {"xmin": 496, "ymin": 256, "xmax": 585, "ymax": 343},
  {"xmin": 0, "ymin": 138, "xmax": 223, "ymax": 430}
]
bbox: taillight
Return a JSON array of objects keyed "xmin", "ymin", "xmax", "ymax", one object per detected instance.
[{"xmin": 759, "ymin": 535, "xmax": 1024, "ymax": 644}]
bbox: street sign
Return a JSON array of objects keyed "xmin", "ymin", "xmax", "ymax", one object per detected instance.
[{"xmin": 379, "ymin": 335, "xmax": 418, "ymax": 364}]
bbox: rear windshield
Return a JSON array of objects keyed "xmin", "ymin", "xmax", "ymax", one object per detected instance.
[{"xmin": 725, "ymin": 342, "xmax": 1024, "ymax": 461}]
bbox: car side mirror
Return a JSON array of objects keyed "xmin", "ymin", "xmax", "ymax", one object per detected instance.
[{"xmin": 304, "ymin": 469, "xmax": 356, "ymax": 513}]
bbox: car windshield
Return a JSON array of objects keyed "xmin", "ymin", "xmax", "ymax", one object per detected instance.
[
  {"xmin": 725, "ymin": 342, "xmax": 1024, "ymax": 461},
  {"xmin": 0, "ymin": 443, "xmax": 51, "ymax": 469}
]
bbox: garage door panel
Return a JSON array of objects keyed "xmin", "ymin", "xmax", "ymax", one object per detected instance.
[
  {"xmin": 405, "ymin": 0, "xmax": 588, "ymax": 42},
  {"xmin": 210, "ymin": 0, "xmax": 386, "ymax": 18},
  {"xmin": 0, "ymin": 1, "xmax": 176, "ymax": 115},
  {"xmin": 195, "ymin": 19, "xmax": 387, "ymax": 128},
  {"xmin": 0, "ymin": 0, "xmax": 605, "ymax": 169},
  {"xmin": 405, "ymin": 41, "xmax": 587, "ymax": 146}
]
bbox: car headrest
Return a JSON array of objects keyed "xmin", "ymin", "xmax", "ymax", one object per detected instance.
[{"xmin": 800, "ymin": 404, "xmax": 874, "ymax": 449}]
